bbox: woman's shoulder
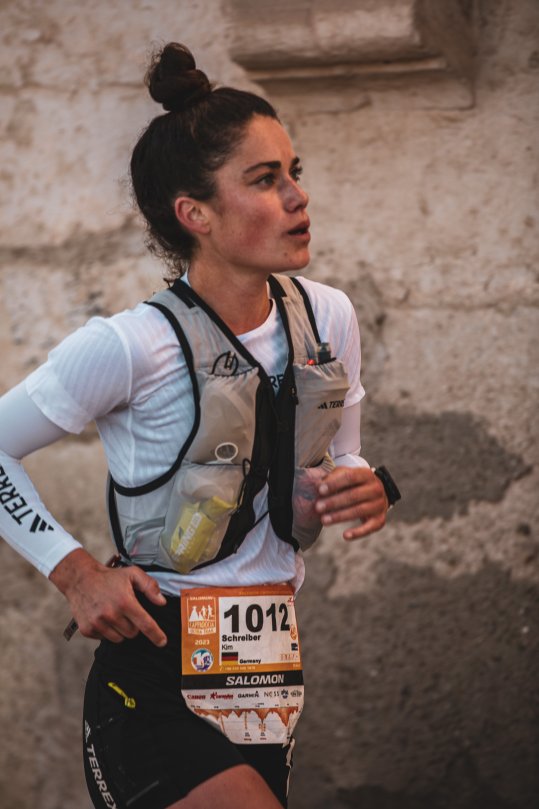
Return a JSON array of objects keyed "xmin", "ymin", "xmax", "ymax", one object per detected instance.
[
  {"xmin": 293, "ymin": 275, "xmax": 356, "ymax": 319},
  {"xmin": 87, "ymin": 299, "xmax": 180, "ymax": 360},
  {"xmin": 103, "ymin": 299, "xmax": 172, "ymax": 336},
  {"xmin": 292, "ymin": 275, "xmax": 360, "ymax": 363},
  {"xmin": 33, "ymin": 301, "xmax": 173, "ymax": 380}
]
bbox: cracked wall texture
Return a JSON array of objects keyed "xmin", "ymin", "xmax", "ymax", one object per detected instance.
[{"xmin": 0, "ymin": 1, "xmax": 538, "ymax": 808}]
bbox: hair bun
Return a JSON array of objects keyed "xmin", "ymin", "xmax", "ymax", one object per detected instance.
[{"xmin": 146, "ymin": 43, "xmax": 212, "ymax": 113}]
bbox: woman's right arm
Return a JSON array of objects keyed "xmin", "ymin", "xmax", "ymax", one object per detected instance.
[
  {"xmin": 0, "ymin": 382, "xmax": 167, "ymax": 646},
  {"xmin": 0, "ymin": 382, "xmax": 80, "ymax": 570}
]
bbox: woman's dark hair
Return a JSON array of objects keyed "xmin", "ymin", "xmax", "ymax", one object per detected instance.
[{"xmin": 130, "ymin": 43, "xmax": 279, "ymax": 278}]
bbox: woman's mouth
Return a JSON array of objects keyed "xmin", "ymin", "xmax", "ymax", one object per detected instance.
[{"xmin": 287, "ymin": 221, "xmax": 311, "ymax": 240}]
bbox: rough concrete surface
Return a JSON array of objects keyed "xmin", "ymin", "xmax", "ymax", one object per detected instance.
[
  {"xmin": 0, "ymin": 1, "xmax": 538, "ymax": 808},
  {"xmin": 291, "ymin": 552, "xmax": 539, "ymax": 809}
]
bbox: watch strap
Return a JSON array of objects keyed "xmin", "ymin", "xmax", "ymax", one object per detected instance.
[{"xmin": 372, "ymin": 465, "xmax": 401, "ymax": 507}]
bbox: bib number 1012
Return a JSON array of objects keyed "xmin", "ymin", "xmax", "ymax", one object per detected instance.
[{"xmin": 223, "ymin": 602, "xmax": 290, "ymax": 634}]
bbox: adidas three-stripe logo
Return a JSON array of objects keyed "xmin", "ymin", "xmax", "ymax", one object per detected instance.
[{"xmin": 30, "ymin": 515, "xmax": 54, "ymax": 534}]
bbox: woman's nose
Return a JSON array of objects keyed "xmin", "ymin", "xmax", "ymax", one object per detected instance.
[{"xmin": 284, "ymin": 180, "xmax": 309, "ymax": 211}]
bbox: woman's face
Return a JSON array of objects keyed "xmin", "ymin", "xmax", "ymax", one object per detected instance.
[{"xmin": 199, "ymin": 115, "xmax": 310, "ymax": 276}]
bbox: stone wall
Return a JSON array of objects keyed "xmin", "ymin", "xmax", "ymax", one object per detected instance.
[{"xmin": 0, "ymin": 1, "xmax": 537, "ymax": 807}]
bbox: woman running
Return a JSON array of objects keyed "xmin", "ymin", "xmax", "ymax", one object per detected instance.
[{"xmin": 0, "ymin": 43, "xmax": 398, "ymax": 809}]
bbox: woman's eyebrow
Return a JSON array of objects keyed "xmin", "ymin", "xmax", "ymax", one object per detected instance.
[{"xmin": 243, "ymin": 156, "xmax": 301, "ymax": 175}]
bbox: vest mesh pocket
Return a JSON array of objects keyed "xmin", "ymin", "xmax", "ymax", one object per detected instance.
[
  {"xmin": 123, "ymin": 516, "xmax": 166, "ymax": 563},
  {"xmin": 160, "ymin": 462, "xmax": 246, "ymax": 574},
  {"xmin": 293, "ymin": 360, "xmax": 350, "ymax": 468},
  {"xmin": 291, "ymin": 454, "xmax": 335, "ymax": 550},
  {"xmin": 187, "ymin": 367, "xmax": 259, "ymax": 464}
]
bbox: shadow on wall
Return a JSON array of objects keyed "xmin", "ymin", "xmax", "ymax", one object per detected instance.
[
  {"xmin": 290, "ymin": 555, "xmax": 539, "ymax": 809},
  {"xmin": 362, "ymin": 404, "xmax": 531, "ymax": 523}
]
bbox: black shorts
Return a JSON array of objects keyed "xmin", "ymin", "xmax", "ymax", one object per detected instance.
[{"xmin": 82, "ymin": 594, "xmax": 293, "ymax": 809}]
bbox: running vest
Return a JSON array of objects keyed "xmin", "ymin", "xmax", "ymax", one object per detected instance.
[{"xmin": 107, "ymin": 275, "xmax": 350, "ymax": 574}]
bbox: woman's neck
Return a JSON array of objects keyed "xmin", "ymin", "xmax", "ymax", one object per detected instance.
[{"xmin": 187, "ymin": 262, "xmax": 272, "ymax": 335}]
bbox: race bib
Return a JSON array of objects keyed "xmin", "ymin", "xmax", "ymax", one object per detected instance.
[{"xmin": 181, "ymin": 584, "xmax": 304, "ymax": 744}]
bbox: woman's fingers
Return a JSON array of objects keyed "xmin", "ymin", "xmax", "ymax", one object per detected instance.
[
  {"xmin": 127, "ymin": 567, "xmax": 168, "ymax": 647},
  {"xmin": 91, "ymin": 618, "xmax": 130, "ymax": 644},
  {"xmin": 319, "ymin": 499, "xmax": 382, "ymax": 525},
  {"xmin": 343, "ymin": 515, "xmax": 386, "ymax": 541},
  {"xmin": 131, "ymin": 567, "xmax": 168, "ymax": 607},
  {"xmin": 90, "ymin": 569, "xmax": 168, "ymax": 648},
  {"xmin": 315, "ymin": 466, "xmax": 388, "ymax": 540},
  {"xmin": 53, "ymin": 550, "xmax": 168, "ymax": 647}
]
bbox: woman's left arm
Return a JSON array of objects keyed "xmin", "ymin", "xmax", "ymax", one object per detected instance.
[
  {"xmin": 315, "ymin": 402, "xmax": 389, "ymax": 541},
  {"xmin": 304, "ymin": 281, "xmax": 391, "ymax": 539}
]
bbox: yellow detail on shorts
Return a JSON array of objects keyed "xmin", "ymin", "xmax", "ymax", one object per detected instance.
[{"xmin": 107, "ymin": 681, "xmax": 136, "ymax": 709}]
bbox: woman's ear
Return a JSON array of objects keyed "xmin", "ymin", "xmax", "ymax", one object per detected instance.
[{"xmin": 174, "ymin": 197, "xmax": 211, "ymax": 235}]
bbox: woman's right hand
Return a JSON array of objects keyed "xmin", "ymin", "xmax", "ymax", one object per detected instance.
[{"xmin": 49, "ymin": 548, "xmax": 168, "ymax": 646}]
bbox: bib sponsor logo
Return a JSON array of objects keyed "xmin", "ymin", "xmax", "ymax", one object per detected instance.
[
  {"xmin": 225, "ymin": 673, "xmax": 285, "ymax": 686},
  {"xmin": 187, "ymin": 596, "xmax": 217, "ymax": 636},
  {"xmin": 191, "ymin": 648, "xmax": 214, "ymax": 672}
]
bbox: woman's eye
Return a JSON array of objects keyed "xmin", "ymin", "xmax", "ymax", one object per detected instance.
[
  {"xmin": 254, "ymin": 167, "xmax": 303, "ymax": 187},
  {"xmin": 256, "ymin": 174, "xmax": 275, "ymax": 186}
]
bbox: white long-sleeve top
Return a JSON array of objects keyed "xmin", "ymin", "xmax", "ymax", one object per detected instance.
[{"xmin": 0, "ymin": 276, "xmax": 368, "ymax": 595}]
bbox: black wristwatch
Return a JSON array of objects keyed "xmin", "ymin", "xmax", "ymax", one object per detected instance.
[{"xmin": 372, "ymin": 465, "xmax": 401, "ymax": 507}]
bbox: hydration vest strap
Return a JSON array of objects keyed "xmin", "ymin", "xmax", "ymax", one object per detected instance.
[
  {"xmin": 169, "ymin": 279, "xmax": 266, "ymax": 374},
  {"xmin": 194, "ymin": 380, "xmax": 278, "ymax": 568},
  {"xmin": 109, "ymin": 301, "xmax": 202, "ymax": 498},
  {"xmin": 289, "ymin": 277, "xmax": 322, "ymax": 344},
  {"xmin": 270, "ymin": 280, "xmax": 295, "ymax": 370},
  {"xmin": 108, "ymin": 474, "xmax": 128, "ymax": 558},
  {"xmin": 268, "ymin": 276, "xmax": 320, "ymax": 366},
  {"xmin": 267, "ymin": 366, "xmax": 299, "ymax": 551}
]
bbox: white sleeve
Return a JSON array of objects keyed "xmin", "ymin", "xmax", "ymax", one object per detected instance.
[
  {"xmin": 338, "ymin": 298, "xmax": 366, "ymax": 410},
  {"xmin": 329, "ymin": 401, "xmax": 370, "ymax": 470},
  {"xmin": 295, "ymin": 277, "xmax": 366, "ymax": 408},
  {"xmin": 299, "ymin": 278, "xmax": 370, "ymax": 468},
  {"xmin": 25, "ymin": 316, "xmax": 132, "ymax": 434},
  {"xmin": 0, "ymin": 383, "xmax": 82, "ymax": 576}
]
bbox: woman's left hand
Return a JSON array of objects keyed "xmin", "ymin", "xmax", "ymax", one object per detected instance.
[{"xmin": 315, "ymin": 466, "xmax": 388, "ymax": 540}]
